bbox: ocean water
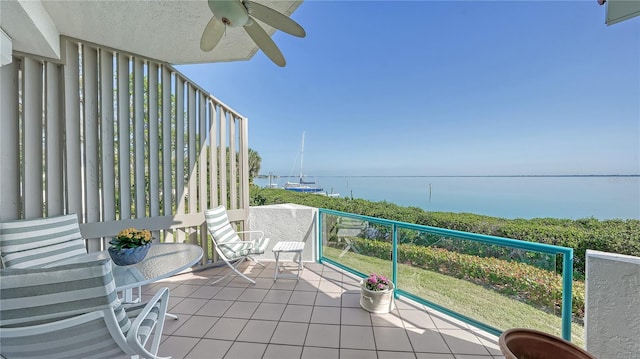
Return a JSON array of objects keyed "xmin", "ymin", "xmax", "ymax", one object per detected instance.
[{"xmin": 255, "ymin": 176, "xmax": 640, "ymax": 220}]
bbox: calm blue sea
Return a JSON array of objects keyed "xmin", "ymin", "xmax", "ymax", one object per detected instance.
[{"xmin": 254, "ymin": 176, "xmax": 640, "ymax": 220}]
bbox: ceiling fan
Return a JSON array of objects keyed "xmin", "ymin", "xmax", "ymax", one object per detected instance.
[{"xmin": 200, "ymin": 0, "xmax": 306, "ymax": 67}]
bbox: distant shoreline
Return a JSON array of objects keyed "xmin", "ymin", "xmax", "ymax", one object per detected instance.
[{"xmin": 258, "ymin": 174, "xmax": 640, "ymax": 178}]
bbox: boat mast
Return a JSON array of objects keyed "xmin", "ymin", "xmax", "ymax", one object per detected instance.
[{"xmin": 299, "ymin": 131, "xmax": 305, "ymax": 183}]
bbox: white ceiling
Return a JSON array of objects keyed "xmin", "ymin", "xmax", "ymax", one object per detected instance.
[{"xmin": 0, "ymin": 0, "xmax": 303, "ymax": 64}]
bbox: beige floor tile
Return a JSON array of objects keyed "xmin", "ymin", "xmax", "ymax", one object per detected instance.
[
  {"xmin": 281, "ymin": 304, "xmax": 313, "ymax": 322},
  {"xmin": 341, "ymin": 292, "xmax": 362, "ymax": 307},
  {"xmin": 158, "ymin": 336, "xmax": 200, "ymax": 359},
  {"xmin": 185, "ymin": 339, "xmax": 232, "ymax": 359},
  {"xmin": 454, "ymin": 355, "xmax": 495, "ymax": 359},
  {"xmin": 295, "ymin": 279, "xmax": 321, "ymax": 292},
  {"xmin": 223, "ymin": 341, "xmax": 267, "ymax": 358},
  {"xmin": 378, "ymin": 351, "xmax": 417, "ymax": 359},
  {"xmin": 315, "ymin": 291, "xmax": 342, "ymax": 307},
  {"xmin": 429, "ymin": 313, "xmax": 471, "ymax": 330},
  {"xmin": 237, "ymin": 288, "xmax": 269, "ymax": 302},
  {"xmin": 400, "ymin": 309, "xmax": 437, "ymax": 329},
  {"xmin": 310, "ymin": 306, "xmax": 341, "ymax": 324},
  {"xmin": 395, "ymin": 298, "xmax": 426, "ymax": 311},
  {"xmin": 212, "ymin": 287, "xmax": 246, "ymax": 301},
  {"xmin": 262, "ymin": 344, "xmax": 304, "ymax": 359},
  {"xmin": 374, "ymin": 327, "xmax": 413, "ymax": 351},
  {"xmin": 204, "ymin": 317, "xmax": 248, "ymax": 341},
  {"xmin": 440, "ymin": 329, "xmax": 490, "ymax": 355},
  {"xmin": 170, "ymin": 298, "xmax": 209, "ymax": 315},
  {"xmin": 406, "ymin": 328, "xmax": 451, "ymax": 353},
  {"xmin": 340, "ymin": 348, "xmax": 378, "ymax": 359},
  {"xmin": 189, "ymin": 285, "xmax": 223, "ymax": 299},
  {"xmin": 371, "ymin": 311, "xmax": 405, "ymax": 327},
  {"xmin": 304, "ymin": 323, "xmax": 340, "ymax": 348},
  {"xmin": 252, "ymin": 277, "xmax": 276, "ymax": 289},
  {"xmin": 318, "ymin": 280, "xmax": 345, "ymax": 293},
  {"xmin": 195, "ymin": 299, "xmax": 234, "ymax": 317},
  {"xmin": 301, "ymin": 346, "xmax": 339, "ymax": 359},
  {"xmin": 476, "ymin": 335, "xmax": 501, "ymax": 356},
  {"xmin": 342, "ymin": 307, "xmax": 372, "ymax": 326},
  {"xmin": 162, "ymin": 314, "xmax": 190, "ymax": 335},
  {"xmin": 270, "ymin": 322, "xmax": 309, "ymax": 345},
  {"xmin": 173, "ymin": 315, "xmax": 218, "ymax": 338},
  {"xmin": 340, "ymin": 325, "xmax": 375, "ymax": 350},
  {"xmin": 171, "ymin": 284, "xmax": 203, "ymax": 298},
  {"xmin": 223, "ymin": 300, "xmax": 260, "ymax": 319},
  {"xmin": 272, "ymin": 279, "xmax": 299, "ymax": 290},
  {"xmin": 263, "ymin": 289, "xmax": 293, "ymax": 303},
  {"xmin": 289, "ymin": 290, "xmax": 317, "ymax": 305},
  {"xmin": 236, "ymin": 319, "xmax": 278, "ymax": 343},
  {"xmin": 251, "ymin": 302, "xmax": 286, "ymax": 321},
  {"xmin": 414, "ymin": 354, "xmax": 456, "ymax": 359}
]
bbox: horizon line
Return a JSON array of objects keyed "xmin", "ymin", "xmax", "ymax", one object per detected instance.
[{"xmin": 258, "ymin": 174, "xmax": 640, "ymax": 178}]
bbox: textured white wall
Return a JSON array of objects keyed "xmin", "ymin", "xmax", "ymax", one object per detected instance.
[
  {"xmin": 585, "ymin": 250, "xmax": 640, "ymax": 358},
  {"xmin": 248, "ymin": 204, "xmax": 317, "ymax": 262}
]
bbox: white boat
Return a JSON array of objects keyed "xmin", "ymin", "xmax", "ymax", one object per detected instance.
[{"xmin": 283, "ymin": 132, "xmax": 337, "ymax": 196}]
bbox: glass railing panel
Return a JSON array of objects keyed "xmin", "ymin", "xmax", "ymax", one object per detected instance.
[
  {"xmin": 318, "ymin": 209, "xmax": 577, "ymax": 345},
  {"xmin": 321, "ymin": 213, "xmax": 393, "ymax": 281}
]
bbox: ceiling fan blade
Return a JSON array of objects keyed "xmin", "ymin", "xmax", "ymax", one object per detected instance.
[
  {"xmin": 200, "ymin": 16, "xmax": 225, "ymax": 52},
  {"xmin": 244, "ymin": 0, "xmax": 306, "ymax": 38},
  {"xmin": 244, "ymin": 20, "xmax": 286, "ymax": 67}
]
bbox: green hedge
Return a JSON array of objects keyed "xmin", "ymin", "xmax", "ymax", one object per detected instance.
[
  {"xmin": 346, "ymin": 238, "xmax": 585, "ymax": 319},
  {"xmin": 251, "ymin": 186, "xmax": 640, "ymax": 276}
]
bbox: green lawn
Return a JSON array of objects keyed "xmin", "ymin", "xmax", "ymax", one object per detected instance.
[{"xmin": 323, "ymin": 246, "xmax": 585, "ymax": 347}]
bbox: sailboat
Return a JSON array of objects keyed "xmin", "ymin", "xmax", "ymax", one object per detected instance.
[{"xmin": 284, "ymin": 132, "xmax": 324, "ymax": 193}]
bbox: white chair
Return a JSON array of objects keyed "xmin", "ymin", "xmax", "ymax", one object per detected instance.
[
  {"xmin": 0, "ymin": 258, "xmax": 170, "ymax": 359},
  {"xmin": 0, "ymin": 214, "xmax": 144, "ymax": 304},
  {"xmin": 204, "ymin": 206, "xmax": 270, "ymax": 285},
  {"xmin": 336, "ymin": 217, "xmax": 367, "ymax": 257},
  {"xmin": 0, "ymin": 214, "xmax": 87, "ymax": 269}
]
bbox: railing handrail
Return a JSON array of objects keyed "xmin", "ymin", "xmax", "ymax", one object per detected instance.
[{"xmin": 318, "ymin": 208, "xmax": 574, "ymax": 341}]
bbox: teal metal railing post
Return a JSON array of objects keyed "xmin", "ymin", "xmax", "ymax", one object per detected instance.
[
  {"xmin": 318, "ymin": 211, "xmax": 323, "ymax": 262},
  {"xmin": 561, "ymin": 248, "xmax": 574, "ymax": 341},
  {"xmin": 392, "ymin": 223, "xmax": 398, "ymax": 298}
]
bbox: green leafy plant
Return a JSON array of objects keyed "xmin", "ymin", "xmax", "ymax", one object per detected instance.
[
  {"xmin": 364, "ymin": 273, "xmax": 392, "ymax": 291},
  {"xmin": 109, "ymin": 228, "xmax": 152, "ymax": 250}
]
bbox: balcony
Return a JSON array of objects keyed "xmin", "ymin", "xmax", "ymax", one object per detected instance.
[{"xmin": 151, "ymin": 260, "xmax": 504, "ymax": 359}]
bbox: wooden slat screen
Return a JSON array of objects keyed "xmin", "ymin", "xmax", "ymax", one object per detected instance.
[{"xmin": 0, "ymin": 38, "xmax": 250, "ymax": 265}]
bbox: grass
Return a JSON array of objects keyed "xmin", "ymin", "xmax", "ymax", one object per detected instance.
[{"xmin": 323, "ymin": 246, "xmax": 585, "ymax": 347}]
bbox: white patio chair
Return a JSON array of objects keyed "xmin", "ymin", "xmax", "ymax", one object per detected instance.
[
  {"xmin": 204, "ymin": 206, "xmax": 270, "ymax": 285},
  {"xmin": 0, "ymin": 214, "xmax": 143, "ymax": 303},
  {"xmin": 336, "ymin": 217, "xmax": 367, "ymax": 258},
  {"xmin": 0, "ymin": 213, "xmax": 87, "ymax": 269},
  {"xmin": 0, "ymin": 258, "xmax": 170, "ymax": 359}
]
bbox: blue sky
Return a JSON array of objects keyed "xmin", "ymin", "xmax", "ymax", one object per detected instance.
[{"xmin": 177, "ymin": 1, "xmax": 640, "ymax": 177}]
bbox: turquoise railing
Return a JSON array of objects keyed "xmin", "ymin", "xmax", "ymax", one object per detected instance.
[{"xmin": 318, "ymin": 208, "xmax": 574, "ymax": 341}]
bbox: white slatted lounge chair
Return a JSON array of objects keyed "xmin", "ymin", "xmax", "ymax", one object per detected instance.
[
  {"xmin": 0, "ymin": 214, "xmax": 87, "ymax": 269},
  {"xmin": 0, "ymin": 214, "xmax": 144, "ymax": 303},
  {"xmin": 0, "ymin": 258, "xmax": 170, "ymax": 359},
  {"xmin": 336, "ymin": 217, "xmax": 367, "ymax": 258},
  {"xmin": 204, "ymin": 205, "xmax": 270, "ymax": 285}
]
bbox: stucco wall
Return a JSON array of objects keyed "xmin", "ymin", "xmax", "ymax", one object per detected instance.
[
  {"xmin": 248, "ymin": 204, "xmax": 317, "ymax": 262},
  {"xmin": 585, "ymin": 250, "xmax": 640, "ymax": 358}
]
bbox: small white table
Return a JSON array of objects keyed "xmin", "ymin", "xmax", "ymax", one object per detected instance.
[{"xmin": 272, "ymin": 241, "xmax": 305, "ymax": 280}]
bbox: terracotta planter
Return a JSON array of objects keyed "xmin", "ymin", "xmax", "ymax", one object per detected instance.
[
  {"xmin": 499, "ymin": 328, "xmax": 597, "ymax": 359},
  {"xmin": 359, "ymin": 280, "xmax": 395, "ymax": 313}
]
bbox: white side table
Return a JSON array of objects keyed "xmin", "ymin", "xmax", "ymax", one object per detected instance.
[{"xmin": 272, "ymin": 241, "xmax": 305, "ymax": 280}]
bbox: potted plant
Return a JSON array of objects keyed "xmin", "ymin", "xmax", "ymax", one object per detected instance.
[
  {"xmin": 499, "ymin": 328, "xmax": 597, "ymax": 359},
  {"xmin": 108, "ymin": 228, "xmax": 153, "ymax": 266},
  {"xmin": 359, "ymin": 273, "xmax": 395, "ymax": 313}
]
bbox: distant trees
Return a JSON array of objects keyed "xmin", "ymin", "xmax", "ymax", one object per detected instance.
[{"xmin": 248, "ymin": 149, "xmax": 261, "ymax": 183}]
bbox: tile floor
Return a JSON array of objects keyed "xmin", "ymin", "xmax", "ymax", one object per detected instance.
[{"xmin": 142, "ymin": 261, "xmax": 505, "ymax": 359}]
